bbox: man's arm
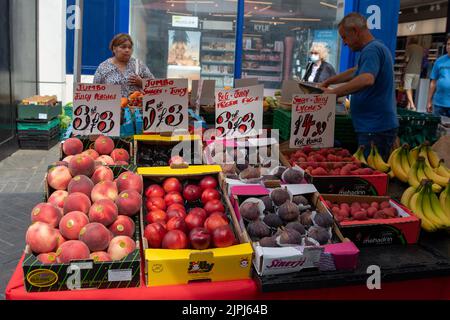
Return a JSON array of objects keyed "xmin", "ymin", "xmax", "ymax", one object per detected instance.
[
  {"xmin": 323, "ymin": 73, "xmax": 375, "ymax": 97},
  {"xmin": 427, "ymin": 79, "xmax": 437, "ymax": 113},
  {"xmin": 321, "ymin": 67, "xmax": 357, "ymax": 88}
]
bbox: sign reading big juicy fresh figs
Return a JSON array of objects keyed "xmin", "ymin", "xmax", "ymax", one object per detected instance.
[
  {"xmin": 142, "ymin": 79, "xmax": 189, "ymax": 134},
  {"xmin": 215, "ymin": 84, "xmax": 264, "ymax": 138},
  {"xmin": 72, "ymin": 84, "xmax": 121, "ymax": 137},
  {"xmin": 289, "ymin": 94, "xmax": 336, "ymax": 149}
]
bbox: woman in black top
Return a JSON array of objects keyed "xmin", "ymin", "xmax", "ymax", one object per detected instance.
[{"xmin": 302, "ymin": 43, "xmax": 336, "ymax": 83}]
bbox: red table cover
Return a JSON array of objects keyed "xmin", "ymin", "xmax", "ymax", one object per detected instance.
[{"xmin": 6, "ymin": 254, "xmax": 450, "ymax": 300}]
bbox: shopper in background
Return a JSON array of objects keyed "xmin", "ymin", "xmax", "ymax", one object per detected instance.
[
  {"xmin": 302, "ymin": 43, "xmax": 336, "ymax": 83},
  {"xmin": 93, "ymin": 33, "xmax": 154, "ymax": 97},
  {"xmin": 319, "ymin": 13, "xmax": 399, "ymax": 160},
  {"xmin": 404, "ymin": 37, "xmax": 424, "ymax": 111},
  {"xmin": 426, "ymin": 34, "xmax": 450, "ymax": 117}
]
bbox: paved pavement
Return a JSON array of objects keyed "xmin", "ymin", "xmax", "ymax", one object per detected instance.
[{"xmin": 0, "ymin": 144, "xmax": 60, "ymax": 299}]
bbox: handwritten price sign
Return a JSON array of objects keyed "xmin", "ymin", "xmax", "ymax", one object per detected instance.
[
  {"xmin": 215, "ymin": 84, "xmax": 263, "ymax": 138},
  {"xmin": 142, "ymin": 79, "xmax": 188, "ymax": 133},
  {"xmin": 72, "ymin": 84, "xmax": 121, "ymax": 137},
  {"xmin": 289, "ymin": 94, "xmax": 336, "ymax": 148}
]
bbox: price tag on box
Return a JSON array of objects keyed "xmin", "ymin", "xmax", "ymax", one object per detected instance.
[
  {"xmin": 289, "ymin": 94, "xmax": 336, "ymax": 148},
  {"xmin": 215, "ymin": 84, "xmax": 263, "ymax": 138},
  {"xmin": 142, "ymin": 78, "xmax": 189, "ymax": 134},
  {"xmin": 72, "ymin": 84, "xmax": 121, "ymax": 137}
]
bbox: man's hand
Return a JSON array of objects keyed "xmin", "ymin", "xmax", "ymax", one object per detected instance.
[
  {"xmin": 426, "ymin": 102, "xmax": 433, "ymax": 113},
  {"xmin": 319, "ymin": 80, "xmax": 330, "ymax": 89},
  {"xmin": 128, "ymin": 74, "xmax": 143, "ymax": 88},
  {"xmin": 321, "ymin": 87, "xmax": 336, "ymax": 95}
]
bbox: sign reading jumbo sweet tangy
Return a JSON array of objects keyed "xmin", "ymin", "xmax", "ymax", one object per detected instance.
[
  {"xmin": 142, "ymin": 78, "xmax": 189, "ymax": 134},
  {"xmin": 289, "ymin": 94, "xmax": 336, "ymax": 149},
  {"xmin": 215, "ymin": 84, "xmax": 263, "ymax": 138},
  {"xmin": 72, "ymin": 83, "xmax": 121, "ymax": 137}
]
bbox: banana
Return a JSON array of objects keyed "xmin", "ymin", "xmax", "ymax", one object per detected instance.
[
  {"xmin": 401, "ymin": 186, "xmax": 417, "ymax": 208},
  {"xmin": 408, "ymin": 144, "xmax": 421, "ymax": 166},
  {"xmin": 428, "ymin": 186, "xmax": 450, "ymax": 226},
  {"xmin": 400, "ymin": 146, "xmax": 412, "ymax": 178},
  {"xmin": 431, "ymin": 183, "xmax": 443, "ymax": 193},
  {"xmin": 426, "ymin": 146, "xmax": 441, "ymax": 168},
  {"xmin": 421, "ymin": 183, "xmax": 447, "ymax": 228},
  {"xmin": 388, "ymin": 146, "xmax": 401, "ymax": 167},
  {"xmin": 373, "ymin": 145, "xmax": 390, "ymax": 173},
  {"xmin": 436, "ymin": 160, "xmax": 450, "ymax": 178},
  {"xmin": 388, "ymin": 170, "xmax": 395, "ymax": 179},
  {"xmin": 353, "ymin": 145, "xmax": 368, "ymax": 165},
  {"xmin": 391, "ymin": 148, "xmax": 408, "ymax": 182},
  {"xmin": 407, "ymin": 160, "xmax": 421, "ymax": 187},
  {"xmin": 367, "ymin": 145, "xmax": 376, "ymax": 169},
  {"xmin": 423, "ymin": 162, "xmax": 449, "ymax": 187},
  {"xmin": 416, "ymin": 159, "xmax": 428, "ymax": 183},
  {"xmin": 439, "ymin": 184, "xmax": 450, "ymax": 217},
  {"xmin": 418, "ymin": 146, "xmax": 432, "ymax": 168},
  {"xmin": 410, "ymin": 187, "xmax": 438, "ymax": 232}
]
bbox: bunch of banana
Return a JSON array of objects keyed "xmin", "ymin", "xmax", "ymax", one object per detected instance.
[
  {"xmin": 353, "ymin": 145, "xmax": 368, "ymax": 165},
  {"xmin": 407, "ymin": 141, "xmax": 441, "ymax": 169},
  {"xmin": 408, "ymin": 157, "xmax": 443, "ymax": 193},
  {"xmin": 405, "ymin": 180, "xmax": 450, "ymax": 232},
  {"xmin": 367, "ymin": 144, "xmax": 390, "ymax": 173},
  {"xmin": 439, "ymin": 183, "xmax": 450, "ymax": 217},
  {"xmin": 389, "ymin": 144, "xmax": 411, "ymax": 183}
]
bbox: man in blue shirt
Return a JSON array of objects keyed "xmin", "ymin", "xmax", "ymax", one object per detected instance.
[
  {"xmin": 320, "ymin": 13, "xmax": 399, "ymax": 160},
  {"xmin": 427, "ymin": 35, "xmax": 450, "ymax": 117}
]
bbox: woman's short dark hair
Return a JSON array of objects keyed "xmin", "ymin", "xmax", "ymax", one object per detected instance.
[{"xmin": 110, "ymin": 33, "xmax": 133, "ymax": 52}]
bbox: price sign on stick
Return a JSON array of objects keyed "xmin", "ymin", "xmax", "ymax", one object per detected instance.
[
  {"xmin": 72, "ymin": 83, "xmax": 121, "ymax": 136},
  {"xmin": 215, "ymin": 84, "xmax": 263, "ymax": 138},
  {"xmin": 289, "ymin": 94, "xmax": 336, "ymax": 148},
  {"xmin": 142, "ymin": 79, "xmax": 189, "ymax": 133}
]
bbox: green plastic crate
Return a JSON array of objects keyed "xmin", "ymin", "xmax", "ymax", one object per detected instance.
[
  {"xmin": 272, "ymin": 108, "xmax": 291, "ymax": 141},
  {"xmin": 17, "ymin": 102, "xmax": 62, "ymax": 121},
  {"xmin": 17, "ymin": 118, "xmax": 60, "ymax": 131},
  {"xmin": 396, "ymin": 108, "xmax": 440, "ymax": 147}
]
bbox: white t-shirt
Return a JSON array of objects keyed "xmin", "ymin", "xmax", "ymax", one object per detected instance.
[{"xmin": 308, "ymin": 64, "xmax": 320, "ymax": 82}]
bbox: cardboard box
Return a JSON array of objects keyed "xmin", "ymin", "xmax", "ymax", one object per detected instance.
[
  {"xmin": 321, "ymin": 194, "xmax": 421, "ymax": 245},
  {"xmin": 138, "ymin": 165, "xmax": 253, "ymax": 286},
  {"xmin": 230, "ymin": 184, "xmax": 359, "ymax": 276},
  {"xmin": 60, "ymin": 136, "xmax": 133, "ymax": 163},
  {"xmin": 133, "ymin": 134, "xmax": 203, "ymax": 168},
  {"xmin": 23, "ymin": 166, "xmax": 143, "ymax": 292},
  {"xmin": 17, "ymin": 101, "xmax": 62, "ymax": 121}
]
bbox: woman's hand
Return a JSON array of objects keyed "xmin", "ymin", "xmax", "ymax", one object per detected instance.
[{"xmin": 128, "ymin": 74, "xmax": 143, "ymax": 88}]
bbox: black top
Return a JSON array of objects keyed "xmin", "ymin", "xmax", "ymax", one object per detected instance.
[{"xmin": 302, "ymin": 61, "xmax": 336, "ymax": 83}]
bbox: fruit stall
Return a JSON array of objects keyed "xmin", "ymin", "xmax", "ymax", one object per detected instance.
[{"xmin": 5, "ymin": 80, "xmax": 450, "ymax": 300}]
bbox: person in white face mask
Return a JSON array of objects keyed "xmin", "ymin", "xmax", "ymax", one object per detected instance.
[{"xmin": 302, "ymin": 43, "xmax": 336, "ymax": 83}]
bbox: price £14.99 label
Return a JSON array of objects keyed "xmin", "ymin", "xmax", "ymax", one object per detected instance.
[
  {"xmin": 142, "ymin": 79, "xmax": 188, "ymax": 133},
  {"xmin": 289, "ymin": 94, "xmax": 335, "ymax": 148},
  {"xmin": 215, "ymin": 84, "xmax": 263, "ymax": 138},
  {"xmin": 72, "ymin": 84, "xmax": 121, "ymax": 137}
]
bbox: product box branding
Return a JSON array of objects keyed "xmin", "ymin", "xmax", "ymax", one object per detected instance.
[{"xmin": 188, "ymin": 260, "xmax": 215, "ymax": 273}]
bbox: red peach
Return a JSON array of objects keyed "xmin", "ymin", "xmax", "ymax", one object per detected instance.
[
  {"xmin": 116, "ymin": 172, "xmax": 143, "ymax": 195},
  {"xmin": 54, "ymin": 229, "xmax": 66, "ymax": 248},
  {"xmin": 111, "ymin": 149, "xmax": 130, "ymax": 162},
  {"xmin": 115, "ymin": 161, "xmax": 129, "ymax": 166},
  {"xmin": 63, "ymin": 155, "xmax": 74, "ymax": 163},
  {"xmin": 161, "ymin": 230, "xmax": 188, "ymax": 249},
  {"xmin": 37, "ymin": 252, "xmax": 58, "ymax": 264},
  {"xmin": 67, "ymin": 175, "xmax": 94, "ymax": 197},
  {"xmin": 91, "ymin": 166, "xmax": 114, "ymax": 184},
  {"xmin": 59, "ymin": 211, "xmax": 89, "ymax": 240},
  {"xmin": 108, "ymin": 236, "xmax": 136, "ymax": 260},
  {"xmin": 91, "ymin": 181, "xmax": 119, "ymax": 202},
  {"xmin": 94, "ymin": 136, "xmax": 115, "ymax": 155},
  {"xmin": 109, "ymin": 215, "xmax": 135, "ymax": 238},
  {"xmin": 115, "ymin": 190, "xmax": 142, "ymax": 217},
  {"xmin": 63, "ymin": 138, "xmax": 83, "ymax": 156},
  {"xmin": 96, "ymin": 155, "xmax": 115, "ymax": 166},
  {"xmin": 63, "ymin": 192, "xmax": 92, "ymax": 215},
  {"xmin": 89, "ymin": 199, "xmax": 119, "ymax": 227},
  {"xmin": 47, "ymin": 166, "xmax": 72, "ymax": 190},
  {"xmin": 31, "ymin": 203, "xmax": 62, "ymax": 228},
  {"xmin": 166, "ymin": 216, "xmax": 188, "ymax": 233},
  {"xmin": 48, "ymin": 190, "xmax": 69, "ymax": 209},
  {"xmin": 146, "ymin": 209, "xmax": 167, "ymax": 224},
  {"xmin": 26, "ymin": 222, "xmax": 58, "ymax": 254},
  {"xmin": 90, "ymin": 251, "xmax": 112, "ymax": 262},
  {"xmin": 144, "ymin": 222, "xmax": 167, "ymax": 248},
  {"xmin": 56, "ymin": 240, "xmax": 90, "ymax": 263},
  {"xmin": 79, "ymin": 222, "xmax": 112, "ymax": 252},
  {"xmin": 81, "ymin": 149, "xmax": 99, "ymax": 160},
  {"xmin": 69, "ymin": 154, "xmax": 95, "ymax": 178}
]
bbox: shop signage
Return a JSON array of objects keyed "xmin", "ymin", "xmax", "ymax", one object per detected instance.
[
  {"xmin": 172, "ymin": 15, "xmax": 198, "ymax": 28},
  {"xmin": 72, "ymin": 83, "xmax": 121, "ymax": 137},
  {"xmin": 142, "ymin": 78, "xmax": 189, "ymax": 134},
  {"xmin": 289, "ymin": 94, "xmax": 336, "ymax": 148},
  {"xmin": 215, "ymin": 85, "xmax": 263, "ymax": 138}
]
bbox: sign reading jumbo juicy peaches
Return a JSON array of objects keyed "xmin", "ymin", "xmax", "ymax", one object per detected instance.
[
  {"xmin": 72, "ymin": 84, "xmax": 121, "ymax": 137},
  {"xmin": 142, "ymin": 79, "xmax": 189, "ymax": 134},
  {"xmin": 215, "ymin": 85, "xmax": 264, "ymax": 138},
  {"xmin": 289, "ymin": 94, "xmax": 336, "ymax": 149}
]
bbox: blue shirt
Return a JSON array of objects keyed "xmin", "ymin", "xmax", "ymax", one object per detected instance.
[
  {"xmin": 430, "ymin": 54, "xmax": 450, "ymax": 107},
  {"xmin": 351, "ymin": 40, "xmax": 399, "ymax": 133}
]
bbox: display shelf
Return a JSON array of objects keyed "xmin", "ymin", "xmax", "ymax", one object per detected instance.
[
  {"xmin": 242, "ymin": 66, "xmax": 282, "ymax": 72},
  {"xmin": 201, "ymin": 48, "xmax": 235, "ymax": 53},
  {"xmin": 202, "ymin": 60, "xmax": 234, "ymax": 65},
  {"xmin": 201, "ymin": 72, "xmax": 233, "ymax": 76}
]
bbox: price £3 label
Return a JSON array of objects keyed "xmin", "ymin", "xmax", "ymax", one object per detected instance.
[
  {"xmin": 73, "ymin": 105, "xmax": 115, "ymax": 134},
  {"xmin": 216, "ymin": 111, "xmax": 256, "ymax": 137},
  {"xmin": 143, "ymin": 99, "xmax": 184, "ymax": 132}
]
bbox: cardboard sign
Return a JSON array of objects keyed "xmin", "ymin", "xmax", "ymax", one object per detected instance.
[
  {"xmin": 289, "ymin": 94, "xmax": 336, "ymax": 148},
  {"xmin": 142, "ymin": 78, "xmax": 189, "ymax": 133},
  {"xmin": 72, "ymin": 83, "xmax": 121, "ymax": 137},
  {"xmin": 215, "ymin": 84, "xmax": 264, "ymax": 138}
]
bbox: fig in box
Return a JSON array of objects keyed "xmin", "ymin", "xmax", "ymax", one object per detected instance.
[
  {"xmin": 23, "ymin": 165, "xmax": 142, "ymax": 292},
  {"xmin": 138, "ymin": 165, "xmax": 253, "ymax": 286},
  {"xmin": 230, "ymin": 184, "xmax": 359, "ymax": 276},
  {"xmin": 322, "ymin": 194, "xmax": 421, "ymax": 245},
  {"xmin": 60, "ymin": 135, "xmax": 133, "ymax": 166},
  {"xmin": 134, "ymin": 134, "xmax": 202, "ymax": 168}
]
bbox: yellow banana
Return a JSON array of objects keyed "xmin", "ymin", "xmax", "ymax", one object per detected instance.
[
  {"xmin": 400, "ymin": 146, "xmax": 411, "ymax": 176},
  {"xmin": 367, "ymin": 145, "xmax": 376, "ymax": 169},
  {"xmin": 418, "ymin": 144, "xmax": 432, "ymax": 168},
  {"xmin": 416, "ymin": 159, "xmax": 428, "ymax": 183},
  {"xmin": 439, "ymin": 184, "xmax": 450, "ymax": 217},
  {"xmin": 408, "ymin": 144, "xmax": 421, "ymax": 166},
  {"xmin": 431, "ymin": 183, "xmax": 443, "ymax": 193},
  {"xmin": 426, "ymin": 146, "xmax": 441, "ymax": 168},
  {"xmin": 410, "ymin": 187, "xmax": 438, "ymax": 232},
  {"xmin": 401, "ymin": 186, "xmax": 417, "ymax": 208},
  {"xmin": 423, "ymin": 162, "xmax": 449, "ymax": 187},
  {"xmin": 407, "ymin": 160, "xmax": 420, "ymax": 187},
  {"xmin": 421, "ymin": 183, "xmax": 447, "ymax": 228},
  {"xmin": 353, "ymin": 145, "xmax": 368, "ymax": 165},
  {"xmin": 373, "ymin": 145, "xmax": 390, "ymax": 173},
  {"xmin": 428, "ymin": 185, "xmax": 450, "ymax": 226},
  {"xmin": 391, "ymin": 148, "xmax": 408, "ymax": 182},
  {"xmin": 436, "ymin": 160, "xmax": 450, "ymax": 178},
  {"xmin": 388, "ymin": 146, "xmax": 401, "ymax": 167},
  {"xmin": 388, "ymin": 170, "xmax": 395, "ymax": 179}
]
